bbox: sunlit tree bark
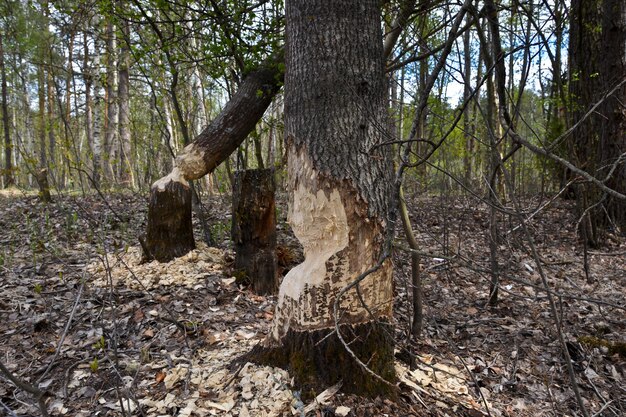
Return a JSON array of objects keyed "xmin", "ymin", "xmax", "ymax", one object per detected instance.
[
  {"xmin": 0, "ymin": 32, "xmax": 13, "ymax": 188},
  {"xmin": 252, "ymin": 0, "xmax": 396, "ymax": 396}
]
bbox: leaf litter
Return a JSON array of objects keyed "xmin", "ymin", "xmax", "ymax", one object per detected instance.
[{"xmin": 0, "ymin": 191, "xmax": 624, "ymax": 416}]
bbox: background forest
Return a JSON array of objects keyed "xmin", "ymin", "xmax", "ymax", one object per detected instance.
[{"xmin": 0, "ymin": 0, "xmax": 624, "ymax": 416}]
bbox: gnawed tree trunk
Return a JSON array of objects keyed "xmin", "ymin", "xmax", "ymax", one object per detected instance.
[
  {"xmin": 142, "ymin": 53, "xmax": 283, "ymax": 262},
  {"xmin": 250, "ymin": 0, "xmax": 396, "ymax": 397},
  {"xmin": 142, "ymin": 178, "xmax": 194, "ymax": 262},
  {"xmin": 231, "ymin": 169, "xmax": 277, "ymax": 295}
]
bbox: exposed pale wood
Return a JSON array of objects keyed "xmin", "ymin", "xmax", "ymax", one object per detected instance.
[{"xmin": 142, "ymin": 54, "xmax": 283, "ymax": 261}]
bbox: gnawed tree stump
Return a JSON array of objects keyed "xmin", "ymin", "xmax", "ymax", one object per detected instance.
[
  {"xmin": 231, "ymin": 169, "xmax": 278, "ymax": 295},
  {"xmin": 36, "ymin": 169, "xmax": 52, "ymax": 203},
  {"xmin": 142, "ymin": 170, "xmax": 195, "ymax": 262},
  {"xmin": 141, "ymin": 52, "xmax": 284, "ymax": 262}
]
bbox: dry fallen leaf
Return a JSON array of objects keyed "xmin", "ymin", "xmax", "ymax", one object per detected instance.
[{"xmin": 155, "ymin": 371, "xmax": 166, "ymax": 384}]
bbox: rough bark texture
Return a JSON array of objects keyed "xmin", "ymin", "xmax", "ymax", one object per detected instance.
[
  {"xmin": 174, "ymin": 54, "xmax": 283, "ymax": 181},
  {"xmin": 251, "ymin": 0, "xmax": 396, "ymax": 397},
  {"xmin": 231, "ymin": 169, "xmax": 277, "ymax": 295},
  {"xmin": 36, "ymin": 168, "xmax": 52, "ymax": 203},
  {"xmin": 569, "ymin": 0, "xmax": 626, "ymax": 243},
  {"xmin": 142, "ymin": 54, "xmax": 283, "ymax": 262},
  {"xmin": 599, "ymin": 0, "xmax": 626, "ymax": 234},
  {"xmin": 142, "ymin": 172, "xmax": 194, "ymax": 262}
]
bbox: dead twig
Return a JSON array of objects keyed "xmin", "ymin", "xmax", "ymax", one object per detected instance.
[{"xmin": 0, "ymin": 359, "xmax": 49, "ymax": 417}]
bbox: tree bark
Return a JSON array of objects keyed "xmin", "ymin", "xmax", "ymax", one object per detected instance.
[
  {"xmin": 37, "ymin": 64, "xmax": 47, "ymax": 170},
  {"xmin": 568, "ymin": 0, "xmax": 626, "ymax": 243},
  {"xmin": 118, "ymin": 11, "xmax": 133, "ymax": 187},
  {"xmin": 599, "ymin": 0, "xmax": 626, "ymax": 234},
  {"xmin": 250, "ymin": 0, "xmax": 396, "ymax": 397},
  {"xmin": 84, "ymin": 30, "xmax": 94, "ymax": 186},
  {"xmin": 462, "ymin": 24, "xmax": 473, "ymax": 185},
  {"xmin": 36, "ymin": 168, "xmax": 52, "ymax": 203},
  {"xmin": 142, "ymin": 53, "xmax": 283, "ymax": 262},
  {"xmin": 231, "ymin": 169, "xmax": 277, "ymax": 295},
  {"xmin": 105, "ymin": 17, "xmax": 118, "ymax": 184},
  {"xmin": 0, "ymin": 32, "xmax": 14, "ymax": 188}
]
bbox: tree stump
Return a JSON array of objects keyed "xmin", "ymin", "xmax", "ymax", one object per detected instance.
[
  {"xmin": 231, "ymin": 169, "xmax": 278, "ymax": 295},
  {"xmin": 36, "ymin": 169, "xmax": 52, "ymax": 203},
  {"xmin": 142, "ymin": 175, "xmax": 195, "ymax": 262},
  {"xmin": 140, "ymin": 53, "xmax": 283, "ymax": 262}
]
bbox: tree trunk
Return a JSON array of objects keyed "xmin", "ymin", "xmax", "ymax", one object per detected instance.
[
  {"xmin": 47, "ymin": 58, "xmax": 55, "ymax": 170},
  {"xmin": 36, "ymin": 168, "xmax": 52, "ymax": 203},
  {"xmin": 568, "ymin": 0, "xmax": 626, "ymax": 243},
  {"xmin": 251, "ymin": 0, "xmax": 396, "ymax": 397},
  {"xmin": 105, "ymin": 17, "xmax": 118, "ymax": 184},
  {"xmin": 118, "ymin": 12, "xmax": 133, "ymax": 187},
  {"xmin": 37, "ymin": 64, "xmax": 47, "ymax": 170},
  {"xmin": 0, "ymin": 32, "xmax": 14, "ymax": 188},
  {"xmin": 87, "ymin": 21, "xmax": 103, "ymax": 189},
  {"xmin": 142, "ymin": 53, "xmax": 283, "ymax": 262},
  {"xmin": 92, "ymin": 63, "xmax": 102, "ymax": 188},
  {"xmin": 231, "ymin": 169, "xmax": 277, "ymax": 295},
  {"xmin": 599, "ymin": 0, "xmax": 626, "ymax": 234},
  {"xmin": 84, "ymin": 30, "xmax": 94, "ymax": 185},
  {"xmin": 462, "ymin": 24, "xmax": 473, "ymax": 185}
]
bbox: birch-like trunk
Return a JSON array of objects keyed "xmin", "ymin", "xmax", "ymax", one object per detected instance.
[
  {"xmin": 84, "ymin": 31, "xmax": 93, "ymax": 183},
  {"xmin": 118, "ymin": 15, "xmax": 132, "ymax": 187},
  {"xmin": 104, "ymin": 18, "xmax": 118, "ymax": 184},
  {"xmin": 92, "ymin": 34, "xmax": 103, "ymax": 188}
]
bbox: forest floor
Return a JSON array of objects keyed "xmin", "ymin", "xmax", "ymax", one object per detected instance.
[{"xmin": 0, "ymin": 188, "xmax": 624, "ymax": 417}]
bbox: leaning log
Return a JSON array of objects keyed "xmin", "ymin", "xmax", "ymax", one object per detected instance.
[{"xmin": 142, "ymin": 53, "xmax": 284, "ymax": 262}]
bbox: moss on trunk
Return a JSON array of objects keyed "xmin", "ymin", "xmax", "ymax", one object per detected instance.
[{"xmin": 245, "ymin": 321, "xmax": 397, "ymax": 399}]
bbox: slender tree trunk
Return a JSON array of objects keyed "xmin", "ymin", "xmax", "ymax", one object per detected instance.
[
  {"xmin": 37, "ymin": 65, "xmax": 47, "ymax": 170},
  {"xmin": 47, "ymin": 58, "xmax": 55, "ymax": 170},
  {"xmin": 462, "ymin": 24, "xmax": 473, "ymax": 185},
  {"xmin": 0, "ymin": 32, "xmax": 14, "ymax": 188},
  {"xmin": 84, "ymin": 31, "xmax": 93, "ymax": 180},
  {"xmin": 63, "ymin": 30, "xmax": 76, "ymax": 189},
  {"xmin": 142, "ymin": 53, "xmax": 283, "ymax": 262},
  {"xmin": 252, "ymin": 128, "xmax": 265, "ymax": 169},
  {"xmin": 105, "ymin": 18, "xmax": 118, "ymax": 184},
  {"xmin": 251, "ymin": 0, "xmax": 396, "ymax": 397},
  {"xmin": 92, "ymin": 37, "xmax": 103, "ymax": 188},
  {"xmin": 481, "ymin": 15, "xmax": 501, "ymax": 306},
  {"xmin": 118, "ymin": 14, "xmax": 132, "ymax": 187}
]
